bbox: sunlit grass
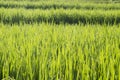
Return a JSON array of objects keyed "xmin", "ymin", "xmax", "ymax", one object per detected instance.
[{"xmin": 0, "ymin": 23, "xmax": 120, "ymax": 80}]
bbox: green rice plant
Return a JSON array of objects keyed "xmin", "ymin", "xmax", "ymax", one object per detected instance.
[
  {"xmin": 0, "ymin": 23, "xmax": 120, "ymax": 80},
  {"xmin": 0, "ymin": 8, "xmax": 119, "ymax": 25},
  {"xmin": 0, "ymin": 1, "xmax": 120, "ymax": 10}
]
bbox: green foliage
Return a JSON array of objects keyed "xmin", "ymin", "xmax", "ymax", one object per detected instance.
[
  {"xmin": 0, "ymin": 8, "xmax": 120, "ymax": 25},
  {"xmin": 0, "ymin": 1, "xmax": 120, "ymax": 10},
  {"xmin": 0, "ymin": 24, "xmax": 120, "ymax": 80},
  {"xmin": 0, "ymin": 0, "xmax": 120, "ymax": 80}
]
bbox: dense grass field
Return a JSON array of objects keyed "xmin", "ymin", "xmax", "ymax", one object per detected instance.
[
  {"xmin": 0, "ymin": 8, "xmax": 120, "ymax": 25},
  {"xmin": 0, "ymin": 0, "xmax": 120, "ymax": 80},
  {"xmin": 0, "ymin": 1, "xmax": 120, "ymax": 10}
]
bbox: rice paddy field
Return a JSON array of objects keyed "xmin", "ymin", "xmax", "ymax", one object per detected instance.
[{"xmin": 0, "ymin": 0, "xmax": 120, "ymax": 80}]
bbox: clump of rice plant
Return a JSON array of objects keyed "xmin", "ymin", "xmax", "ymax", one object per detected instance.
[{"xmin": 0, "ymin": 23, "xmax": 120, "ymax": 80}]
